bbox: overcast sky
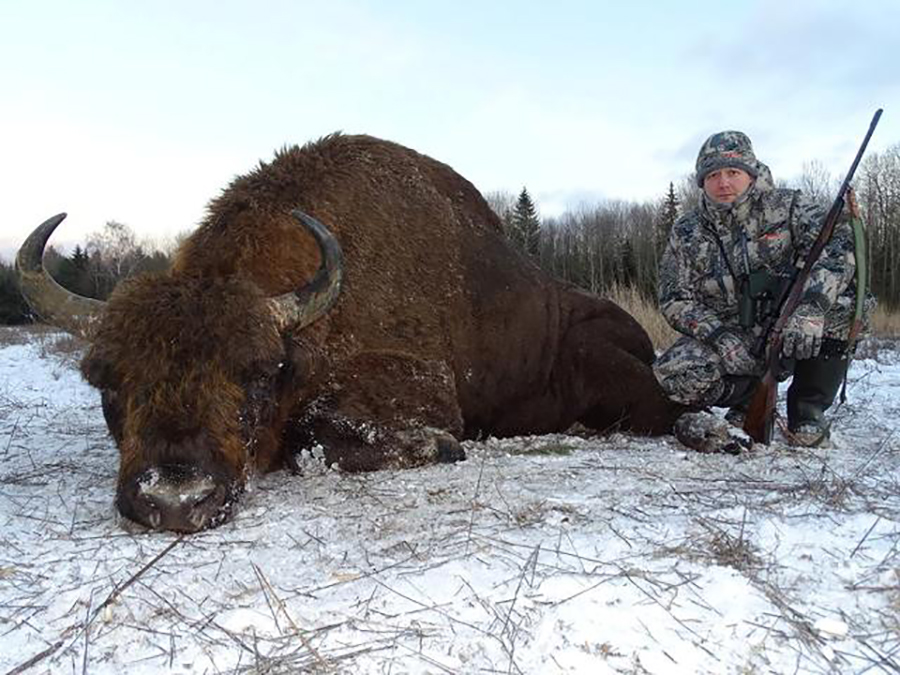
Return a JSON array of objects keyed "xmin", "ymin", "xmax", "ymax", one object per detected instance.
[{"xmin": 1, "ymin": 0, "xmax": 897, "ymax": 259}]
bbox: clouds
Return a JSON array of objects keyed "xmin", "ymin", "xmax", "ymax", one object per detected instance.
[
  {"xmin": 0, "ymin": 1, "xmax": 896, "ymax": 256},
  {"xmin": 684, "ymin": 1, "xmax": 897, "ymax": 123},
  {"xmin": 718, "ymin": 1, "xmax": 897, "ymax": 87}
]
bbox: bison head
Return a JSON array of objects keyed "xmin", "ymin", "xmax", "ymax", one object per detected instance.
[{"xmin": 16, "ymin": 211, "xmax": 342, "ymax": 532}]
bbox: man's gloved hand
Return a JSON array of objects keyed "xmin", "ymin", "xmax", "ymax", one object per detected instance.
[
  {"xmin": 709, "ymin": 328, "xmax": 759, "ymax": 375},
  {"xmin": 781, "ymin": 304, "xmax": 825, "ymax": 360}
]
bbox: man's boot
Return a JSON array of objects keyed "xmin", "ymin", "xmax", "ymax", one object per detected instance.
[
  {"xmin": 786, "ymin": 352, "xmax": 848, "ymax": 447},
  {"xmin": 717, "ymin": 376, "xmax": 758, "ymax": 427}
]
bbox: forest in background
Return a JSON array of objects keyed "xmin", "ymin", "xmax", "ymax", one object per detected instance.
[{"xmin": 491, "ymin": 142, "xmax": 900, "ymax": 312}]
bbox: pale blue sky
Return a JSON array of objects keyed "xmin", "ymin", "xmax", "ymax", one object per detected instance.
[{"xmin": 1, "ymin": 0, "xmax": 897, "ymax": 256}]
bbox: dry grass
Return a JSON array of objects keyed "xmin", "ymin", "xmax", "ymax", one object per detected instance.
[
  {"xmin": 604, "ymin": 284, "xmax": 679, "ymax": 351},
  {"xmin": 0, "ymin": 325, "xmax": 40, "ymax": 348},
  {"xmin": 0, "ymin": 325, "xmax": 87, "ymax": 376},
  {"xmin": 29, "ymin": 325, "xmax": 88, "ymax": 369},
  {"xmin": 608, "ymin": 286, "xmax": 900, "ymax": 350},
  {"xmin": 871, "ymin": 305, "xmax": 900, "ymax": 337}
]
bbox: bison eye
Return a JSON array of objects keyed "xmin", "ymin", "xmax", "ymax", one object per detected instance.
[
  {"xmin": 242, "ymin": 361, "xmax": 284, "ymax": 400},
  {"xmin": 244, "ymin": 360, "xmax": 284, "ymax": 383}
]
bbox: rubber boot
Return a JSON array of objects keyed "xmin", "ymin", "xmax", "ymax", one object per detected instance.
[
  {"xmin": 717, "ymin": 376, "xmax": 758, "ymax": 427},
  {"xmin": 786, "ymin": 353, "xmax": 848, "ymax": 447}
]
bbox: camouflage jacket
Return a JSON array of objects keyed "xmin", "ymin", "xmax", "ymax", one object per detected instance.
[{"xmin": 658, "ymin": 164, "xmax": 863, "ymax": 344}]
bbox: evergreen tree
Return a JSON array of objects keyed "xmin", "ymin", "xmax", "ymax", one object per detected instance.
[
  {"xmin": 657, "ymin": 182, "xmax": 679, "ymax": 251},
  {"xmin": 618, "ymin": 237, "xmax": 638, "ymax": 288},
  {"xmin": 511, "ymin": 187, "xmax": 541, "ymax": 257},
  {"xmin": 0, "ymin": 261, "xmax": 31, "ymax": 325},
  {"xmin": 72, "ymin": 244, "xmax": 90, "ymax": 271},
  {"xmin": 53, "ymin": 245, "xmax": 95, "ymax": 298}
]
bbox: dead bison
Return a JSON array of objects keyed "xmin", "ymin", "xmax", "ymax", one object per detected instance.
[{"xmin": 17, "ymin": 134, "xmax": 680, "ymax": 532}]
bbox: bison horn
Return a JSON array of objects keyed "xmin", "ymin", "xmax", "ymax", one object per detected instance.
[
  {"xmin": 272, "ymin": 210, "xmax": 344, "ymax": 329},
  {"xmin": 15, "ymin": 213, "xmax": 106, "ymax": 338}
]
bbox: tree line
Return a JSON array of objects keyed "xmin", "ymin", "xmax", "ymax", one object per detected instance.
[
  {"xmin": 858, "ymin": 144, "xmax": 900, "ymax": 307},
  {"xmin": 0, "ymin": 220, "xmax": 173, "ymax": 324},
  {"xmin": 2, "ymin": 141, "xmax": 899, "ymax": 325},
  {"xmin": 495, "ymin": 142, "xmax": 900, "ymax": 311}
]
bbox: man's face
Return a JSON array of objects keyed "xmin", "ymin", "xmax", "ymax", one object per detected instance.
[{"xmin": 703, "ymin": 167, "xmax": 753, "ymax": 204}]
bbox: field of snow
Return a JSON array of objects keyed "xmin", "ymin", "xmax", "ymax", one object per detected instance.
[{"xmin": 1, "ymin": 326, "xmax": 898, "ymax": 674}]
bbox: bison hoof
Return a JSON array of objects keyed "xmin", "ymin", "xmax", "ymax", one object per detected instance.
[
  {"xmin": 396, "ymin": 427, "xmax": 466, "ymax": 465},
  {"xmin": 674, "ymin": 411, "xmax": 753, "ymax": 455},
  {"xmin": 436, "ymin": 436, "xmax": 466, "ymax": 463}
]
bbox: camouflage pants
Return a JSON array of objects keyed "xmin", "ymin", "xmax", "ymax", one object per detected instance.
[
  {"xmin": 653, "ymin": 331, "xmax": 860, "ymax": 407},
  {"xmin": 652, "ymin": 336, "xmax": 764, "ymax": 407}
]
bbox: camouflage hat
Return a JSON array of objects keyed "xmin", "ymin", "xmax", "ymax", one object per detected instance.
[{"xmin": 695, "ymin": 131, "xmax": 760, "ymax": 186}]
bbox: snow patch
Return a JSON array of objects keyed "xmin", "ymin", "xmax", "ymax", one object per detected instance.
[{"xmin": 1, "ymin": 331, "xmax": 899, "ymax": 674}]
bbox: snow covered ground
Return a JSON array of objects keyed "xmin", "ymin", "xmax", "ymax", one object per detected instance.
[{"xmin": 1, "ymin": 326, "xmax": 898, "ymax": 675}]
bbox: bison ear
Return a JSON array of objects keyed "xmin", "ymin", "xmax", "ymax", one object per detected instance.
[{"xmin": 81, "ymin": 351, "xmax": 118, "ymax": 390}]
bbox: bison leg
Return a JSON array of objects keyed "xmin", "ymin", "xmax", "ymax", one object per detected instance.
[
  {"xmin": 284, "ymin": 351, "xmax": 466, "ymax": 472},
  {"xmin": 558, "ymin": 320, "xmax": 686, "ymax": 435}
]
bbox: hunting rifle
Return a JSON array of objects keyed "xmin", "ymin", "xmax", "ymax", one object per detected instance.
[{"xmin": 743, "ymin": 108, "xmax": 883, "ymax": 444}]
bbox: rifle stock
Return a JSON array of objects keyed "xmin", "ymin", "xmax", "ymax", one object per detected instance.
[
  {"xmin": 742, "ymin": 109, "xmax": 882, "ymax": 443},
  {"xmin": 743, "ymin": 369, "xmax": 776, "ymax": 443}
]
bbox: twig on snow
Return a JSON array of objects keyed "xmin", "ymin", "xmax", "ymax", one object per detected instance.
[
  {"xmin": 1, "ymin": 414, "xmax": 20, "ymax": 460},
  {"xmin": 851, "ymin": 516, "xmax": 883, "ymax": 559},
  {"xmin": 501, "ymin": 544, "xmax": 540, "ymax": 675},
  {"xmin": 4, "ymin": 535, "xmax": 185, "ymax": 675},
  {"xmin": 465, "ymin": 450, "xmax": 489, "ymax": 555},
  {"xmin": 251, "ymin": 561, "xmax": 328, "ymax": 669},
  {"xmin": 3, "ymin": 639, "xmax": 67, "ymax": 675},
  {"xmin": 81, "ymin": 589, "xmax": 94, "ymax": 675}
]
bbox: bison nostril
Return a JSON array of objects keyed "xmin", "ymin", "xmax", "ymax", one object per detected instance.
[
  {"xmin": 138, "ymin": 466, "xmax": 217, "ymax": 510},
  {"xmin": 189, "ymin": 511, "xmax": 208, "ymax": 531},
  {"xmin": 121, "ymin": 465, "xmax": 229, "ymax": 532}
]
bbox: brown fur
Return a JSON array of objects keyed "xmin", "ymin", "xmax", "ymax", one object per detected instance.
[
  {"xmin": 80, "ymin": 133, "xmax": 682, "ymax": 529},
  {"xmin": 82, "ymin": 275, "xmax": 287, "ymax": 485}
]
